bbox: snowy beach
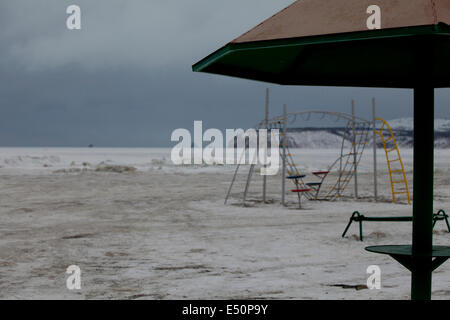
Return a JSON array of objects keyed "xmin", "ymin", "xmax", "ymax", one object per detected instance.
[{"xmin": 0, "ymin": 147, "xmax": 449, "ymax": 299}]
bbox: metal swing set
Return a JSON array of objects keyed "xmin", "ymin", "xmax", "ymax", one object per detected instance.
[{"xmin": 225, "ymin": 94, "xmax": 410, "ymax": 208}]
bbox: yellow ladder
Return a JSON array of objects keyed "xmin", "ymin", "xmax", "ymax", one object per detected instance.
[{"xmin": 374, "ymin": 118, "xmax": 411, "ymax": 204}]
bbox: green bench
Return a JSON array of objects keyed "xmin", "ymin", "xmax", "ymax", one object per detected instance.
[{"xmin": 342, "ymin": 209, "xmax": 450, "ymax": 241}]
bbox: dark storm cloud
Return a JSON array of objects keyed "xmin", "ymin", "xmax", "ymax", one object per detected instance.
[{"xmin": 1, "ymin": 0, "xmax": 449, "ymax": 146}]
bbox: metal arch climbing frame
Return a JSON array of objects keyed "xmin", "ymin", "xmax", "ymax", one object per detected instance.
[
  {"xmin": 225, "ymin": 109, "xmax": 410, "ymax": 206},
  {"xmin": 227, "ymin": 110, "xmax": 374, "ymax": 205},
  {"xmin": 255, "ymin": 110, "xmax": 371, "ymax": 129},
  {"xmin": 324, "ymin": 119, "xmax": 371, "ymax": 200},
  {"xmin": 266, "ymin": 111, "xmax": 371, "ymax": 202},
  {"xmin": 374, "ymin": 118, "xmax": 411, "ymax": 204}
]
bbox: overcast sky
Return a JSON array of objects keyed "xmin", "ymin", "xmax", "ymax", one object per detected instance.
[{"xmin": 1, "ymin": 0, "xmax": 449, "ymax": 147}]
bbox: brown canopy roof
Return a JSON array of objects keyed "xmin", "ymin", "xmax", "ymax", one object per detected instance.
[
  {"xmin": 193, "ymin": 0, "xmax": 450, "ymax": 88},
  {"xmin": 233, "ymin": 0, "xmax": 450, "ymax": 43}
]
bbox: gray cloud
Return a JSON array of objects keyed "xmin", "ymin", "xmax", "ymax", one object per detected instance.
[
  {"xmin": 0, "ymin": 1, "xmax": 449, "ymax": 147},
  {"xmin": 2, "ymin": 1, "xmax": 294, "ymax": 71}
]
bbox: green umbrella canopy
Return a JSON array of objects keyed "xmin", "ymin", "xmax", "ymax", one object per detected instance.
[{"xmin": 193, "ymin": 0, "xmax": 450, "ymax": 88}]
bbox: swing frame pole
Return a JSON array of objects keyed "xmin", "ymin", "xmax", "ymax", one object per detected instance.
[
  {"xmin": 263, "ymin": 88, "xmax": 269, "ymax": 203},
  {"xmin": 281, "ymin": 104, "xmax": 287, "ymax": 206},
  {"xmin": 372, "ymin": 98, "xmax": 378, "ymax": 202},
  {"xmin": 352, "ymin": 100, "xmax": 358, "ymax": 199}
]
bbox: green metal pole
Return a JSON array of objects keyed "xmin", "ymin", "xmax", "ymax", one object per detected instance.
[{"xmin": 411, "ymin": 85, "xmax": 434, "ymax": 300}]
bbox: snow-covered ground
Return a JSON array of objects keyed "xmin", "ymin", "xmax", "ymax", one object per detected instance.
[
  {"xmin": 0, "ymin": 148, "xmax": 449, "ymax": 299},
  {"xmin": 0, "ymin": 146, "xmax": 422, "ymax": 174}
]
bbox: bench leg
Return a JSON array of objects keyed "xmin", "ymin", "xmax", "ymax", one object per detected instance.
[
  {"xmin": 359, "ymin": 219, "xmax": 363, "ymax": 241},
  {"xmin": 441, "ymin": 210, "xmax": 450, "ymax": 232},
  {"xmin": 442, "ymin": 211, "xmax": 450, "ymax": 232},
  {"xmin": 342, "ymin": 219, "xmax": 353, "ymax": 238},
  {"xmin": 342, "ymin": 211, "xmax": 363, "ymax": 241},
  {"xmin": 434, "ymin": 210, "xmax": 450, "ymax": 232}
]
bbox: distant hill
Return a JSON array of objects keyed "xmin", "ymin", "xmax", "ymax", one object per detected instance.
[
  {"xmin": 286, "ymin": 118, "xmax": 450, "ymax": 149},
  {"xmin": 388, "ymin": 117, "xmax": 450, "ymax": 132}
]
